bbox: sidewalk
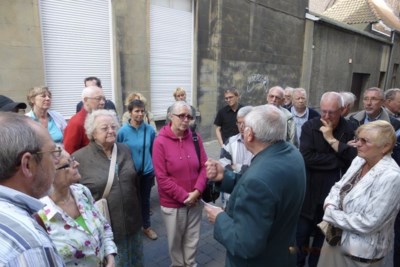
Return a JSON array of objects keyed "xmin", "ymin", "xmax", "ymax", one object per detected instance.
[{"xmin": 143, "ymin": 140, "xmax": 226, "ymax": 267}]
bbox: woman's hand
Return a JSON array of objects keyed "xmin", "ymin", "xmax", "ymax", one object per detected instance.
[
  {"xmin": 184, "ymin": 190, "xmax": 200, "ymax": 206},
  {"xmin": 104, "ymin": 254, "xmax": 115, "ymax": 267}
]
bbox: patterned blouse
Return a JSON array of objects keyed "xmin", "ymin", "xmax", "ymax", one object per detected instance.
[{"xmin": 38, "ymin": 184, "xmax": 117, "ymax": 266}]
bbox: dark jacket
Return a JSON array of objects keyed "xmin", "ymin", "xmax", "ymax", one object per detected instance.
[
  {"xmin": 73, "ymin": 142, "xmax": 142, "ymax": 241},
  {"xmin": 299, "ymin": 117, "xmax": 357, "ymax": 219},
  {"xmin": 214, "ymin": 141, "xmax": 306, "ymax": 267}
]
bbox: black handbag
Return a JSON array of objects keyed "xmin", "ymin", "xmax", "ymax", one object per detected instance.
[{"xmin": 191, "ymin": 131, "xmax": 220, "ymax": 203}]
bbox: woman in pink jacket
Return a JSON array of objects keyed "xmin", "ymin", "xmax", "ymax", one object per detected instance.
[{"xmin": 153, "ymin": 101, "xmax": 207, "ymax": 267}]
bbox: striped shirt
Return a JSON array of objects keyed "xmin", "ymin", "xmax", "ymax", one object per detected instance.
[{"xmin": 0, "ymin": 186, "xmax": 65, "ymax": 267}]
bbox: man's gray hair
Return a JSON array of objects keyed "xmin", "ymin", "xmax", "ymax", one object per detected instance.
[
  {"xmin": 364, "ymin": 87, "xmax": 384, "ymax": 99},
  {"xmin": 245, "ymin": 105, "xmax": 286, "ymax": 143},
  {"xmin": 339, "ymin": 91, "xmax": 356, "ymax": 107},
  {"xmin": 0, "ymin": 112, "xmax": 43, "ymax": 180},
  {"xmin": 237, "ymin": 106, "xmax": 253, "ymax": 118},
  {"xmin": 85, "ymin": 109, "xmax": 120, "ymax": 141},
  {"xmin": 384, "ymin": 88, "xmax": 400, "ymax": 101},
  {"xmin": 320, "ymin": 92, "xmax": 344, "ymax": 108},
  {"xmin": 82, "ymin": 86, "xmax": 101, "ymax": 99}
]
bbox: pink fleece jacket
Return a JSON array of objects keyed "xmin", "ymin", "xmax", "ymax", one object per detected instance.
[{"xmin": 152, "ymin": 124, "xmax": 207, "ymax": 208}]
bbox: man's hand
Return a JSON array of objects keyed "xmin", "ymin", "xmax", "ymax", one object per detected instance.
[
  {"xmin": 205, "ymin": 159, "xmax": 224, "ymax": 181},
  {"xmin": 204, "ymin": 204, "xmax": 224, "ymax": 224},
  {"xmin": 319, "ymin": 118, "xmax": 334, "ymax": 141}
]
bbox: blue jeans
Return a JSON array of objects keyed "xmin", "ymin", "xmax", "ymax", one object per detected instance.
[
  {"xmin": 140, "ymin": 171, "xmax": 155, "ymax": 229},
  {"xmin": 296, "ymin": 206, "xmax": 325, "ymax": 267}
]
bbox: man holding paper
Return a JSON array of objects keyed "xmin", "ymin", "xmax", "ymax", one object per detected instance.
[{"xmin": 204, "ymin": 104, "xmax": 306, "ymax": 267}]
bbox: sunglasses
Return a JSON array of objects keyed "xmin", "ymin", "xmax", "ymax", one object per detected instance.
[{"xmin": 173, "ymin": 113, "xmax": 193, "ymax": 121}]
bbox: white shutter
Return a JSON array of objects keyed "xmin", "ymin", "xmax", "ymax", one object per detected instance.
[
  {"xmin": 39, "ymin": 0, "xmax": 114, "ymax": 119},
  {"xmin": 150, "ymin": 1, "xmax": 194, "ymax": 120}
]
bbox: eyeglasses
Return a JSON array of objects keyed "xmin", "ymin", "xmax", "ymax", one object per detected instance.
[
  {"xmin": 97, "ymin": 124, "xmax": 117, "ymax": 132},
  {"xmin": 173, "ymin": 113, "xmax": 193, "ymax": 121},
  {"xmin": 87, "ymin": 96, "xmax": 106, "ymax": 102},
  {"xmin": 363, "ymin": 97, "xmax": 382, "ymax": 102},
  {"xmin": 56, "ymin": 156, "xmax": 76, "ymax": 170},
  {"xmin": 33, "ymin": 146, "xmax": 62, "ymax": 158}
]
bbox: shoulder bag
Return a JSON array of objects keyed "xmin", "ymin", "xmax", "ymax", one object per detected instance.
[
  {"xmin": 192, "ymin": 131, "xmax": 219, "ymax": 203},
  {"xmin": 95, "ymin": 143, "xmax": 117, "ymax": 223}
]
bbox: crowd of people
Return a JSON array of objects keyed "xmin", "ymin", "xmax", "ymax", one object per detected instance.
[{"xmin": 1, "ymin": 79, "xmax": 400, "ymax": 267}]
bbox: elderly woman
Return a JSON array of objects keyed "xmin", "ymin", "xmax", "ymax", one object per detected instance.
[
  {"xmin": 318, "ymin": 120, "xmax": 400, "ymax": 267},
  {"xmin": 73, "ymin": 109, "xmax": 143, "ymax": 267},
  {"xmin": 153, "ymin": 101, "xmax": 207, "ymax": 266},
  {"xmin": 165, "ymin": 87, "xmax": 198, "ymax": 131},
  {"xmin": 38, "ymin": 150, "xmax": 117, "ymax": 266},
  {"xmin": 121, "ymin": 92, "xmax": 156, "ymax": 131},
  {"xmin": 26, "ymin": 86, "xmax": 67, "ymax": 144}
]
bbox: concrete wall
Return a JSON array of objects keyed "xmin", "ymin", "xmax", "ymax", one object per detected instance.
[
  {"xmin": 387, "ymin": 33, "xmax": 400, "ymax": 89},
  {"xmin": 0, "ymin": 0, "xmax": 44, "ymax": 105},
  {"xmin": 197, "ymin": 0, "xmax": 308, "ymax": 140},
  {"xmin": 113, "ymin": 0, "xmax": 150, "ymax": 111},
  {"xmin": 309, "ymin": 22, "xmax": 387, "ymax": 109}
]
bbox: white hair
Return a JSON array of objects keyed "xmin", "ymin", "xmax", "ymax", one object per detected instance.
[{"xmin": 85, "ymin": 109, "xmax": 120, "ymax": 140}]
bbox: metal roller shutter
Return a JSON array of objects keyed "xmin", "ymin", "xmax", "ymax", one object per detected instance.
[
  {"xmin": 150, "ymin": 0, "xmax": 194, "ymax": 120},
  {"xmin": 39, "ymin": 0, "xmax": 114, "ymax": 119}
]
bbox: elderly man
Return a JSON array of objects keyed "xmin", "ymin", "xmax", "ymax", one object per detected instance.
[
  {"xmin": 290, "ymin": 88, "xmax": 320, "ymax": 147},
  {"xmin": 297, "ymin": 92, "xmax": 357, "ymax": 267},
  {"xmin": 339, "ymin": 91, "xmax": 356, "ymax": 117},
  {"xmin": 219, "ymin": 106, "xmax": 254, "ymax": 209},
  {"xmin": 0, "ymin": 112, "xmax": 64, "ymax": 266},
  {"xmin": 266, "ymin": 86, "xmax": 295, "ymax": 143},
  {"xmin": 63, "ymin": 86, "xmax": 105, "ymax": 154},
  {"xmin": 205, "ymin": 105, "xmax": 306, "ymax": 267},
  {"xmin": 383, "ymin": 88, "xmax": 400, "ymax": 119},
  {"xmin": 76, "ymin": 76, "xmax": 116, "ymax": 113},
  {"xmin": 283, "ymin": 86, "xmax": 294, "ymax": 109},
  {"xmin": 349, "ymin": 87, "xmax": 400, "ymax": 130}
]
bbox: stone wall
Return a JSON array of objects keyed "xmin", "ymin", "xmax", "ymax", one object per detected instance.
[{"xmin": 0, "ymin": 0, "xmax": 44, "ymax": 105}]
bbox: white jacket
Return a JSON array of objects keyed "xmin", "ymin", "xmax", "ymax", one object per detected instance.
[{"xmin": 324, "ymin": 155, "xmax": 400, "ymax": 259}]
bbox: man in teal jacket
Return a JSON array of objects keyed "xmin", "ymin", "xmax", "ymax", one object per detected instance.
[{"xmin": 205, "ymin": 104, "xmax": 306, "ymax": 267}]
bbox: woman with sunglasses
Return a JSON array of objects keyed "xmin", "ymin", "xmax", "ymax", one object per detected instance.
[
  {"xmin": 318, "ymin": 120, "xmax": 400, "ymax": 267},
  {"xmin": 153, "ymin": 101, "xmax": 207, "ymax": 267},
  {"xmin": 37, "ymin": 150, "xmax": 117, "ymax": 266}
]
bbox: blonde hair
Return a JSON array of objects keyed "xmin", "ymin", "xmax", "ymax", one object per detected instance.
[
  {"xmin": 27, "ymin": 86, "xmax": 51, "ymax": 107},
  {"xmin": 356, "ymin": 120, "xmax": 396, "ymax": 153},
  {"xmin": 173, "ymin": 87, "xmax": 186, "ymax": 99},
  {"xmin": 125, "ymin": 92, "xmax": 147, "ymax": 106}
]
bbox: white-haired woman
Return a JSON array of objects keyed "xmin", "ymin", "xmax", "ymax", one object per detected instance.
[
  {"xmin": 73, "ymin": 109, "xmax": 143, "ymax": 267},
  {"xmin": 318, "ymin": 120, "xmax": 400, "ymax": 267}
]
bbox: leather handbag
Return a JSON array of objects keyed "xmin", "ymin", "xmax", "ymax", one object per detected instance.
[
  {"xmin": 317, "ymin": 220, "xmax": 342, "ymax": 246},
  {"xmin": 95, "ymin": 143, "xmax": 117, "ymax": 223}
]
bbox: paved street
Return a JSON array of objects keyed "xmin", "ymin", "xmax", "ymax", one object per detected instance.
[{"xmin": 143, "ymin": 140, "xmax": 226, "ymax": 267}]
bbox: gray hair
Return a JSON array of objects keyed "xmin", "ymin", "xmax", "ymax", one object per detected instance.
[
  {"xmin": 245, "ymin": 105, "xmax": 286, "ymax": 143},
  {"xmin": 320, "ymin": 92, "xmax": 344, "ymax": 108},
  {"xmin": 384, "ymin": 88, "xmax": 400, "ymax": 101},
  {"xmin": 168, "ymin": 101, "xmax": 192, "ymax": 117},
  {"xmin": 364, "ymin": 87, "xmax": 384, "ymax": 99},
  {"xmin": 293, "ymin": 87, "xmax": 307, "ymax": 97},
  {"xmin": 0, "ymin": 112, "xmax": 43, "ymax": 180},
  {"xmin": 82, "ymin": 86, "xmax": 101, "ymax": 99},
  {"xmin": 237, "ymin": 106, "xmax": 253, "ymax": 118},
  {"xmin": 339, "ymin": 91, "xmax": 356, "ymax": 108},
  {"xmin": 266, "ymin": 86, "xmax": 284, "ymax": 96},
  {"xmin": 85, "ymin": 109, "xmax": 120, "ymax": 141}
]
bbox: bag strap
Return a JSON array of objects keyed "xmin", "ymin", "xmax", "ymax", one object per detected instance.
[
  {"xmin": 192, "ymin": 130, "xmax": 201, "ymax": 167},
  {"xmin": 141, "ymin": 126, "xmax": 147, "ymax": 173},
  {"xmin": 102, "ymin": 143, "xmax": 117, "ymax": 199}
]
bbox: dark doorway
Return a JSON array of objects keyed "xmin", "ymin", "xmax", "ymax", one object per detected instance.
[
  {"xmin": 391, "ymin": 64, "xmax": 399, "ymax": 88},
  {"xmin": 350, "ymin": 73, "xmax": 370, "ymax": 111}
]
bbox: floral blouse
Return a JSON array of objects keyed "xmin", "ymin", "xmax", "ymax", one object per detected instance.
[{"xmin": 38, "ymin": 184, "xmax": 117, "ymax": 266}]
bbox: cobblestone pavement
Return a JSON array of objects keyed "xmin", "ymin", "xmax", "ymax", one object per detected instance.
[{"xmin": 143, "ymin": 140, "xmax": 226, "ymax": 267}]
